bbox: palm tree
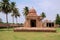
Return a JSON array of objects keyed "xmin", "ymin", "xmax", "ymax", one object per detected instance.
[
  {"xmin": 11, "ymin": 13, "xmax": 15, "ymax": 24},
  {"xmin": 12, "ymin": 8, "xmax": 20, "ymax": 24},
  {"xmin": 15, "ymin": 13, "xmax": 20, "ymax": 24},
  {"xmin": 0, "ymin": 0, "xmax": 11, "ymax": 29},
  {"xmin": 23, "ymin": 6, "xmax": 29, "ymax": 17},
  {"xmin": 0, "ymin": 0, "xmax": 11, "ymax": 24},
  {"xmin": 15, "ymin": 8, "xmax": 20, "ymax": 24},
  {"xmin": 41, "ymin": 12, "xmax": 46, "ymax": 19},
  {"xmin": 11, "ymin": 2, "xmax": 20, "ymax": 24},
  {"xmin": 0, "ymin": 2, "xmax": 2, "ymax": 12},
  {"xmin": 11, "ymin": 2, "xmax": 16, "ymax": 24}
]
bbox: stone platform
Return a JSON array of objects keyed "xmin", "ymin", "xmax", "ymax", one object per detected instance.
[{"xmin": 14, "ymin": 27, "xmax": 56, "ymax": 32}]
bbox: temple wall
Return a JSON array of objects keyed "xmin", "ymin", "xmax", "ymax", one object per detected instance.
[{"xmin": 24, "ymin": 16, "xmax": 43, "ymax": 28}]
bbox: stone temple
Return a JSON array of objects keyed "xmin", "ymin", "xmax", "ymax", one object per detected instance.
[
  {"xmin": 24, "ymin": 8, "xmax": 43, "ymax": 28},
  {"xmin": 14, "ymin": 8, "xmax": 56, "ymax": 32},
  {"xmin": 24, "ymin": 8, "xmax": 55, "ymax": 28}
]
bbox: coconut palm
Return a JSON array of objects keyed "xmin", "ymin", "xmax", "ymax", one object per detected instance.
[
  {"xmin": 11, "ymin": 13, "xmax": 15, "ymax": 24},
  {"xmin": 11, "ymin": 2, "xmax": 16, "ymax": 24},
  {"xmin": 15, "ymin": 9, "xmax": 20, "ymax": 24},
  {"xmin": 23, "ymin": 6, "xmax": 29, "ymax": 17},
  {"xmin": 0, "ymin": 2, "xmax": 2, "ymax": 12},
  {"xmin": 11, "ymin": 2, "xmax": 20, "ymax": 24},
  {"xmin": 15, "ymin": 13, "xmax": 20, "ymax": 24},
  {"xmin": 41, "ymin": 12, "xmax": 46, "ymax": 18},
  {"xmin": 12, "ymin": 8, "xmax": 20, "ymax": 24},
  {"xmin": 0, "ymin": 0, "xmax": 11, "ymax": 24},
  {"xmin": 0, "ymin": 0, "xmax": 11, "ymax": 29}
]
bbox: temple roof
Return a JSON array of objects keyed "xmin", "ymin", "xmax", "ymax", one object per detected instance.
[
  {"xmin": 29, "ymin": 8, "xmax": 36, "ymax": 13},
  {"xmin": 27, "ymin": 8, "xmax": 37, "ymax": 16}
]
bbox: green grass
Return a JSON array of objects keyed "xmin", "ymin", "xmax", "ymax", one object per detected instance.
[{"xmin": 0, "ymin": 28, "xmax": 60, "ymax": 40}]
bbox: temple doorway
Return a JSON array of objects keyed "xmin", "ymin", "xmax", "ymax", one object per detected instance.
[{"xmin": 30, "ymin": 20, "xmax": 36, "ymax": 27}]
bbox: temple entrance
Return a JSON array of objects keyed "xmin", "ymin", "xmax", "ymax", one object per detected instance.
[{"xmin": 30, "ymin": 20, "xmax": 36, "ymax": 27}]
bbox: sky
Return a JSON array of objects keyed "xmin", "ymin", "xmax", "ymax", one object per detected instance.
[{"xmin": 0, "ymin": 0, "xmax": 60, "ymax": 23}]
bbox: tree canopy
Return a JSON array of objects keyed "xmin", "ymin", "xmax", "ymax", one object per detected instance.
[
  {"xmin": 55, "ymin": 14, "xmax": 60, "ymax": 25},
  {"xmin": 41, "ymin": 12, "xmax": 46, "ymax": 18},
  {"xmin": 23, "ymin": 6, "xmax": 29, "ymax": 17}
]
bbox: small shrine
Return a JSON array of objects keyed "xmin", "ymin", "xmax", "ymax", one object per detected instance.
[{"xmin": 24, "ymin": 8, "xmax": 43, "ymax": 28}]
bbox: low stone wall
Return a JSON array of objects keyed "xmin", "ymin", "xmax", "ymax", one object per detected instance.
[
  {"xmin": 14, "ymin": 27, "xmax": 56, "ymax": 32},
  {"xmin": 0, "ymin": 23, "xmax": 23, "ymax": 28}
]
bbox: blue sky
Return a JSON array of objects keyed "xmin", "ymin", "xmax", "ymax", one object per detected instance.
[{"xmin": 0, "ymin": 0, "xmax": 60, "ymax": 23}]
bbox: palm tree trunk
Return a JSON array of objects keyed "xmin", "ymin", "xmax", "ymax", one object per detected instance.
[
  {"xmin": 16, "ymin": 18, "xmax": 17, "ymax": 24},
  {"xmin": 12, "ymin": 16, "xmax": 14, "ymax": 28},
  {"xmin": 6, "ymin": 14, "xmax": 9, "ymax": 30},
  {"xmin": 6, "ymin": 14, "xmax": 8, "ymax": 24},
  {"xmin": 12, "ymin": 16, "xmax": 14, "ymax": 24}
]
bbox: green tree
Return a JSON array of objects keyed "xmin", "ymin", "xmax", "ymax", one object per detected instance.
[
  {"xmin": 0, "ymin": 18, "xmax": 3, "ymax": 23},
  {"xmin": 0, "ymin": 2, "xmax": 2, "ymax": 12},
  {"xmin": 23, "ymin": 6, "xmax": 29, "ymax": 17},
  {"xmin": 55, "ymin": 14, "xmax": 60, "ymax": 24},
  {"xmin": 0, "ymin": 0, "xmax": 11, "ymax": 24},
  {"xmin": 0, "ymin": 0, "xmax": 12, "ymax": 29},
  {"xmin": 11, "ymin": 2, "xmax": 20, "ymax": 24},
  {"xmin": 41, "ymin": 12, "xmax": 46, "ymax": 18},
  {"xmin": 13, "ymin": 8, "xmax": 20, "ymax": 24},
  {"xmin": 11, "ymin": 2, "xmax": 16, "ymax": 24}
]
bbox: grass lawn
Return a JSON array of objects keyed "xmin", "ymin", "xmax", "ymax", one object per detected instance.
[{"xmin": 0, "ymin": 28, "xmax": 60, "ymax": 40}]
